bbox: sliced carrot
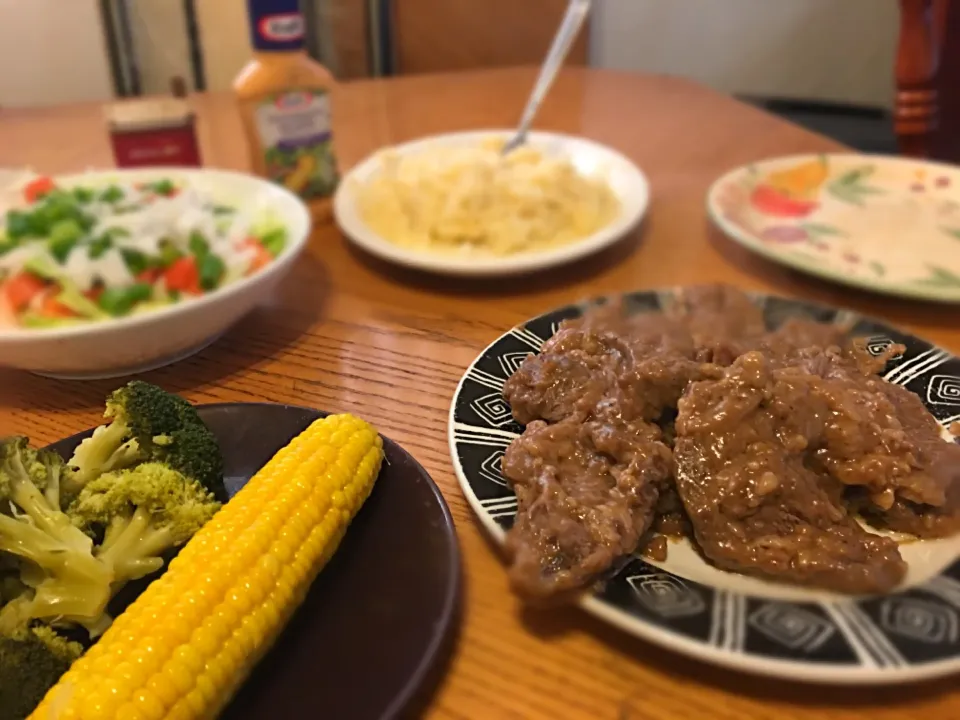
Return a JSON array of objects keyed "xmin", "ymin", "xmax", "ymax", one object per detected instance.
[
  {"xmin": 164, "ymin": 256, "xmax": 203, "ymax": 295},
  {"xmin": 40, "ymin": 290, "xmax": 77, "ymax": 318},
  {"xmin": 3, "ymin": 272, "xmax": 48, "ymax": 312},
  {"xmin": 23, "ymin": 176, "xmax": 56, "ymax": 203}
]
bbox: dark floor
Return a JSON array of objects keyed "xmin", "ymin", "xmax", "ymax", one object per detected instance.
[{"xmin": 741, "ymin": 97, "xmax": 898, "ymax": 154}]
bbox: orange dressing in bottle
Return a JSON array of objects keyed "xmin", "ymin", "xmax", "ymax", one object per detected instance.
[{"xmin": 234, "ymin": 0, "xmax": 340, "ymax": 218}]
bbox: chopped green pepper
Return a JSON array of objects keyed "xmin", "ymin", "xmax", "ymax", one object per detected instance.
[
  {"xmin": 188, "ymin": 231, "xmax": 210, "ymax": 258},
  {"xmin": 6, "ymin": 210, "xmax": 37, "ymax": 240},
  {"xmin": 145, "ymin": 179, "xmax": 176, "ymax": 196},
  {"xmin": 71, "ymin": 187, "xmax": 95, "ymax": 204},
  {"xmin": 158, "ymin": 240, "xmax": 182, "ymax": 267},
  {"xmin": 99, "ymin": 185, "xmax": 124, "ymax": 203},
  {"xmin": 48, "ymin": 223, "xmax": 83, "ymax": 264},
  {"xmin": 198, "ymin": 253, "xmax": 225, "ymax": 290},
  {"xmin": 258, "ymin": 228, "xmax": 287, "ymax": 257},
  {"xmin": 49, "ymin": 218, "xmax": 83, "ymax": 243},
  {"xmin": 87, "ymin": 234, "xmax": 114, "ymax": 260},
  {"xmin": 120, "ymin": 248, "xmax": 152, "ymax": 276},
  {"xmin": 97, "ymin": 283, "xmax": 153, "ymax": 316}
]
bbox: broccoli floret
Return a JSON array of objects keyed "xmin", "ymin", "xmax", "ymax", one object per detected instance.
[
  {"xmin": 65, "ymin": 381, "xmax": 225, "ymax": 500},
  {"xmin": 68, "ymin": 463, "xmax": 220, "ymax": 587},
  {"xmin": 155, "ymin": 424, "xmax": 226, "ymax": 501},
  {"xmin": 0, "ymin": 624, "xmax": 82, "ymax": 720},
  {"xmin": 0, "ymin": 438, "xmax": 112, "ymax": 631},
  {"xmin": 65, "ymin": 381, "xmax": 186, "ymax": 491}
]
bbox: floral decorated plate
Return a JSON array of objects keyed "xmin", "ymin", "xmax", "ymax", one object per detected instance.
[{"xmin": 707, "ymin": 154, "xmax": 960, "ymax": 302}]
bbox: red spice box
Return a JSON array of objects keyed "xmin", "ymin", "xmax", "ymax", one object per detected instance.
[{"xmin": 105, "ymin": 98, "xmax": 203, "ymax": 168}]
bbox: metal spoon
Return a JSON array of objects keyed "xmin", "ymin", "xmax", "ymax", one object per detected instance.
[{"xmin": 502, "ymin": 0, "xmax": 593, "ymax": 155}]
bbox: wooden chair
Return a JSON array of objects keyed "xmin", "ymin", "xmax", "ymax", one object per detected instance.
[
  {"xmin": 896, "ymin": 0, "xmax": 960, "ymax": 160},
  {"xmin": 390, "ymin": 0, "xmax": 589, "ymax": 75}
]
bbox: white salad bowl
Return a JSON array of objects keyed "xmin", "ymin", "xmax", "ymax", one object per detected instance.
[
  {"xmin": 0, "ymin": 168, "xmax": 311, "ymax": 379},
  {"xmin": 333, "ymin": 130, "xmax": 650, "ymax": 277}
]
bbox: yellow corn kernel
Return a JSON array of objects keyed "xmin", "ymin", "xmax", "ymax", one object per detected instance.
[{"xmin": 31, "ymin": 414, "xmax": 383, "ymax": 720}]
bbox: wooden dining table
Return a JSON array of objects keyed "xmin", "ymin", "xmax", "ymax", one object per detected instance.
[{"xmin": 2, "ymin": 67, "xmax": 959, "ymax": 720}]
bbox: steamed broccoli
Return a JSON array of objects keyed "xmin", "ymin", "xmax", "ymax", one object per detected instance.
[
  {"xmin": 68, "ymin": 463, "xmax": 221, "ymax": 587},
  {"xmin": 0, "ymin": 438, "xmax": 112, "ymax": 632},
  {"xmin": 66, "ymin": 381, "xmax": 225, "ymax": 500},
  {"xmin": 0, "ymin": 624, "xmax": 82, "ymax": 720},
  {"xmin": 0, "ymin": 556, "xmax": 25, "ymax": 605}
]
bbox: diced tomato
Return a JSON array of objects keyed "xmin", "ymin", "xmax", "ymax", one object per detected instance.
[
  {"xmin": 241, "ymin": 237, "xmax": 273, "ymax": 275},
  {"xmin": 137, "ymin": 268, "xmax": 162, "ymax": 284},
  {"xmin": 0, "ymin": 294, "xmax": 16, "ymax": 328},
  {"xmin": 85, "ymin": 286, "xmax": 104, "ymax": 302},
  {"xmin": 23, "ymin": 176, "xmax": 56, "ymax": 203},
  {"xmin": 39, "ymin": 290, "xmax": 77, "ymax": 318},
  {"xmin": 2, "ymin": 272, "xmax": 47, "ymax": 312},
  {"xmin": 164, "ymin": 256, "xmax": 203, "ymax": 295}
]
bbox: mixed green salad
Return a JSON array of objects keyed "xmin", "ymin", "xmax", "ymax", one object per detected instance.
[{"xmin": 0, "ymin": 176, "xmax": 289, "ymax": 329}]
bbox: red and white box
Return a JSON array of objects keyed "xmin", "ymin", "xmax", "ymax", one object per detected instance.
[{"xmin": 105, "ymin": 98, "xmax": 203, "ymax": 168}]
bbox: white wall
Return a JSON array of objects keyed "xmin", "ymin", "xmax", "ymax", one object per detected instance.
[
  {"xmin": 126, "ymin": 0, "xmax": 194, "ymax": 96},
  {"xmin": 591, "ymin": 0, "xmax": 899, "ymax": 108},
  {"xmin": 125, "ymin": 0, "xmax": 254, "ymax": 94},
  {"xmin": 0, "ymin": 0, "xmax": 113, "ymax": 107},
  {"xmin": 194, "ymin": 0, "xmax": 254, "ymax": 92}
]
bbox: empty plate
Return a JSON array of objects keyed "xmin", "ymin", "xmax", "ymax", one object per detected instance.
[{"xmin": 707, "ymin": 154, "xmax": 960, "ymax": 302}]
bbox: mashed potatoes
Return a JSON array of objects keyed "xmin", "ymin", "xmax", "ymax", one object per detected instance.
[{"xmin": 354, "ymin": 138, "xmax": 620, "ymax": 256}]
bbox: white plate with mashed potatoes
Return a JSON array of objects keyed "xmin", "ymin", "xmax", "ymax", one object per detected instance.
[{"xmin": 333, "ymin": 131, "xmax": 649, "ymax": 276}]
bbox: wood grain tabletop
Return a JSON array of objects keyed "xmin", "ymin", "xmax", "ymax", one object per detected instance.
[{"xmin": 2, "ymin": 67, "xmax": 959, "ymax": 720}]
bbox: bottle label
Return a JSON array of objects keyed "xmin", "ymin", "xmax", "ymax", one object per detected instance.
[
  {"xmin": 248, "ymin": 0, "xmax": 305, "ymax": 52},
  {"xmin": 254, "ymin": 90, "xmax": 340, "ymax": 199}
]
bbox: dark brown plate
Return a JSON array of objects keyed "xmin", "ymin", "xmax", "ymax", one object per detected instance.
[{"xmin": 47, "ymin": 403, "xmax": 461, "ymax": 719}]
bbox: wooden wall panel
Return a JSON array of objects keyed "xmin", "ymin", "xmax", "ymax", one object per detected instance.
[
  {"xmin": 326, "ymin": 0, "xmax": 371, "ymax": 79},
  {"xmin": 393, "ymin": 0, "xmax": 590, "ymax": 75}
]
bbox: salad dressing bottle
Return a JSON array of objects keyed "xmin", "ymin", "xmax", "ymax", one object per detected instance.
[{"xmin": 234, "ymin": 0, "xmax": 340, "ymax": 217}]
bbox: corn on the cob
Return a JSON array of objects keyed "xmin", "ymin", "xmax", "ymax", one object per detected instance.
[{"xmin": 31, "ymin": 413, "xmax": 383, "ymax": 720}]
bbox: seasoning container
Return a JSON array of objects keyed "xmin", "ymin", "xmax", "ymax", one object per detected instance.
[
  {"xmin": 105, "ymin": 97, "xmax": 203, "ymax": 168},
  {"xmin": 234, "ymin": 0, "xmax": 340, "ymax": 218}
]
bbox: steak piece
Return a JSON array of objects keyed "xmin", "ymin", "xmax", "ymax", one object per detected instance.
[
  {"xmin": 667, "ymin": 284, "xmax": 767, "ymax": 365},
  {"xmin": 782, "ymin": 349, "xmax": 959, "ymax": 512},
  {"xmin": 761, "ymin": 318, "xmax": 849, "ymax": 360},
  {"xmin": 854, "ymin": 381, "xmax": 960, "ymax": 537},
  {"xmin": 858, "ymin": 489, "xmax": 960, "ymax": 539},
  {"xmin": 502, "ymin": 417, "xmax": 672, "ymax": 600},
  {"xmin": 504, "ymin": 303, "xmax": 708, "ymax": 425},
  {"xmin": 674, "ymin": 352, "xmax": 907, "ymax": 593}
]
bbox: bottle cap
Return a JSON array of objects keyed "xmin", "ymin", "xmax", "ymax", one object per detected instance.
[{"xmin": 247, "ymin": 0, "xmax": 306, "ymax": 52}]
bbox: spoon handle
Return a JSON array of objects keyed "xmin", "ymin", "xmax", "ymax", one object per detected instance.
[{"xmin": 511, "ymin": 0, "xmax": 592, "ymax": 147}]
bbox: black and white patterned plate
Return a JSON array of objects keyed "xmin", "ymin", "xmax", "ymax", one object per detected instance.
[{"xmin": 448, "ymin": 289, "xmax": 960, "ymax": 685}]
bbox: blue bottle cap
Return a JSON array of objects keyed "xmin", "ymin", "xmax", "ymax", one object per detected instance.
[{"xmin": 248, "ymin": 0, "xmax": 306, "ymax": 52}]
